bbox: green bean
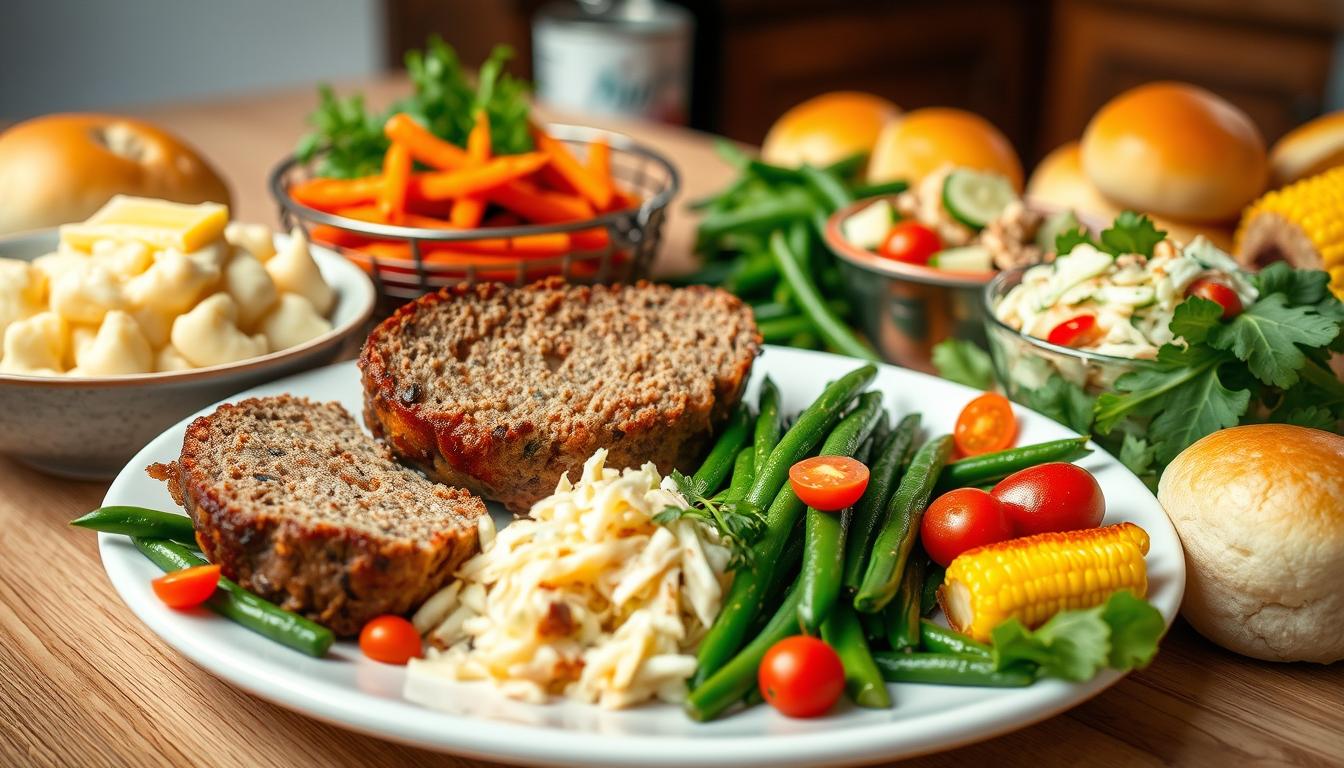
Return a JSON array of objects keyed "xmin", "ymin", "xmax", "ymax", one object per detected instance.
[
  {"xmin": 752, "ymin": 301, "xmax": 798, "ymax": 322},
  {"xmin": 758, "ymin": 314, "xmax": 812, "ymax": 343},
  {"xmin": 789, "ymin": 331, "xmax": 820, "ymax": 350},
  {"xmin": 883, "ymin": 555, "xmax": 925, "ymax": 651},
  {"xmin": 823, "ymin": 152, "xmax": 868, "ymax": 180},
  {"xmin": 769, "ymin": 231, "xmax": 876, "ymax": 361},
  {"xmin": 71, "ymin": 506, "xmax": 197, "ymax": 545},
  {"xmin": 694, "ymin": 366, "xmax": 877, "ymax": 685},
  {"xmin": 698, "ymin": 190, "xmax": 815, "ymax": 241},
  {"xmin": 920, "ymin": 621, "xmax": 990, "ymax": 658},
  {"xmin": 821, "ymin": 602, "xmax": 891, "ymax": 708},
  {"xmin": 843, "ymin": 414, "xmax": 920, "ymax": 589},
  {"xmin": 772, "ymin": 278, "xmax": 794, "ymax": 307},
  {"xmin": 800, "ymin": 164, "xmax": 854, "ymax": 212},
  {"xmin": 921, "ymin": 562, "xmax": 945, "ymax": 617},
  {"xmin": 133, "ymin": 538, "xmax": 333, "ymax": 657},
  {"xmin": 725, "ymin": 252, "xmax": 779, "ymax": 295},
  {"xmin": 855, "ymin": 435, "xmax": 954, "ymax": 612},
  {"xmin": 798, "ymin": 391, "xmax": 884, "ymax": 631},
  {"xmin": 855, "ymin": 412, "xmax": 889, "ymax": 466},
  {"xmin": 693, "ymin": 405, "xmax": 753, "ymax": 495},
  {"xmin": 851, "ymin": 180, "xmax": 909, "ymax": 199},
  {"xmin": 666, "ymin": 260, "xmax": 737, "ymax": 287},
  {"xmin": 748, "ymin": 523, "xmax": 805, "ymax": 638},
  {"xmin": 723, "ymin": 447, "xmax": 756, "ymax": 504},
  {"xmin": 873, "ymin": 652, "xmax": 1033, "ymax": 687},
  {"xmin": 686, "ymin": 578, "xmax": 804, "ymax": 721},
  {"xmin": 746, "ymin": 159, "xmax": 806, "ymax": 185},
  {"xmin": 753, "ymin": 377, "xmax": 782, "ymax": 486},
  {"xmin": 688, "ymin": 174, "xmax": 753, "ymax": 211},
  {"xmin": 936, "ymin": 437, "xmax": 1092, "ymax": 490}
]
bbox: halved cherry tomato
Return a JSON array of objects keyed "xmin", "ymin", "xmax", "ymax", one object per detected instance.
[
  {"xmin": 151, "ymin": 564, "xmax": 221, "ymax": 609},
  {"xmin": 759, "ymin": 635, "xmax": 845, "ymax": 718},
  {"xmin": 991, "ymin": 462, "xmax": 1104, "ymax": 536},
  {"xmin": 789, "ymin": 456, "xmax": 870, "ymax": 511},
  {"xmin": 879, "ymin": 221, "xmax": 942, "ymax": 265},
  {"xmin": 359, "ymin": 615, "xmax": 423, "ymax": 665},
  {"xmin": 920, "ymin": 488, "xmax": 1015, "ymax": 567},
  {"xmin": 1187, "ymin": 278, "xmax": 1242, "ymax": 320},
  {"xmin": 953, "ymin": 393, "xmax": 1017, "ymax": 457},
  {"xmin": 1046, "ymin": 314, "xmax": 1098, "ymax": 347}
]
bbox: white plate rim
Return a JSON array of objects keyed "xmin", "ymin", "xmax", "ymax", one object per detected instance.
[{"xmin": 97, "ymin": 347, "xmax": 1186, "ymax": 768}]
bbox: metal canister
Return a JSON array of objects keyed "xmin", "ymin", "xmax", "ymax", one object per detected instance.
[{"xmin": 532, "ymin": 0, "xmax": 693, "ymax": 124}]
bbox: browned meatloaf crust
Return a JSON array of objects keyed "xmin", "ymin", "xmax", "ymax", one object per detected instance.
[
  {"xmin": 146, "ymin": 395, "xmax": 486, "ymax": 636},
  {"xmin": 360, "ymin": 278, "xmax": 761, "ymax": 513}
]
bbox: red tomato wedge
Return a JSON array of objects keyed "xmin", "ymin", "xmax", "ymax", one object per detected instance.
[
  {"xmin": 1187, "ymin": 278, "xmax": 1242, "ymax": 320},
  {"xmin": 789, "ymin": 456, "xmax": 870, "ymax": 511},
  {"xmin": 151, "ymin": 564, "xmax": 221, "ymax": 609},
  {"xmin": 759, "ymin": 636, "xmax": 845, "ymax": 718},
  {"xmin": 1046, "ymin": 314, "xmax": 1098, "ymax": 347},
  {"xmin": 359, "ymin": 615, "xmax": 423, "ymax": 665},
  {"xmin": 954, "ymin": 393, "xmax": 1017, "ymax": 457},
  {"xmin": 878, "ymin": 221, "xmax": 942, "ymax": 265}
]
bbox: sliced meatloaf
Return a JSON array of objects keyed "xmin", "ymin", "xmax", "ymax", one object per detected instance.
[
  {"xmin": 147, "ymin": 395, "xmax": 485, "ymax": 636},
  {"xmin": 360, "ymin": 278, "xmax": 761, "ymax": 513}
]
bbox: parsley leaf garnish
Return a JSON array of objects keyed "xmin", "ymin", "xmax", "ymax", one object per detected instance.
[
  {"xmin": 1207, "ymin": 294, "xmax": 1339, "ymax": 388},
  {"xmin": 1024, "ymin": 377, "xmax": 1096, "ymax": 434},
  {"xmin": 654, "ymin": 470, "xmax": 763, "ymax": 571},
  {"xmin": 1054, "ymin": 211, "xmax": 1166, "ymax": 258},
  {"xmin": 931, "ymin": 338, "xmax": 995, "ymax": 391}
]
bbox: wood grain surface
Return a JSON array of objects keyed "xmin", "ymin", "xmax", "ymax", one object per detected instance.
[{"xmin": 2, "ymin": 79, "xmax": 1342, "ymax": 768}]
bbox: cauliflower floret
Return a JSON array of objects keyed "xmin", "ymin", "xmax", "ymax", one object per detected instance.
[
  {"xmin": 124, "ymin": 249, "xmax": 221, "ymax": 316},
  {"xmin": 154, "ymin": 344, "xmax": 194, "ymax": 373},
  {"xmin": 49, "ymin": 261, "xmax": 125, "ymax": 325},
  {"xmin": 169, "ymin": 293, "xmax": 267, "ymax": 368},
  {"xmin": 0, "ymin": 258, "xmax": 46, "ymax": 340},
  {"xmin": 90, "ymin": 239, "xmax": 153, "ymax": 278},
  {"xmin": 260, "ymin": 293, "xmax": 332, "ymax": 351},
  {"xmin": 0, "ymin": 311, "xmax": 68, "ymax": 375},
  {"xmin": 225, "ymin": 222, "xmax": 277, "ymax": 262},
  {"xmin": 265, "ymin": 229, "xmax": 333, "ymax": 316},
  {"xmin": 71, "ymin": 310, "xmax": 153, "ymax": 376},
  {"xmin": 223, "ymin": 249, "xmax": 279, "ymax": 331}
]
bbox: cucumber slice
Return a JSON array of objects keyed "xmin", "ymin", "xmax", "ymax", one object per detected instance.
[
  {"xmin": 1036, "ymin": 209, "xmax": 1080, "ymax": 252},
  {"xmin": 1040, "ymin": 245, "xmax": 1113, "ymax": 305},
  {"xmin": 842, "ymin": 199, "xmax": 895, "ymax": 250},
  {"xmin": 930, "ymin": 245, "xmax": 993, "ymax": 272},
  {"xmin": 942, "ymin": 169, "xmax": 1016, "ymax": 230},
  {"xmin": 1098, "ymin": 285, "xmax": 1156, "ymax": 307}
]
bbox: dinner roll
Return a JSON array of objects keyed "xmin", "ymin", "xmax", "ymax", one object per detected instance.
[
  {"xmin": 868, "ymin": 108, "xmax": 1023, "ymax": 190},
  {"xmin": 1269, "ymin": 110, "xmax": 1344, "ymax": 186},
  {"xmin": 266, "ymin": 230, "xmax": 333, "ymax": 316},
  {"xmin": 761, "ymin": 92, "xmax": 900, "ymax": 170},
  {"xmin": 1158, "ymin": 425, "xmax": 1344, "ymax": 663},
  {"xmin": 1082, "ymin": 82, "xmax": 1267, "ymax": 222},
  {"xmin": 169, "ymin": 293, "xmax": 267, "ymax": 368},
  {"xmin": 0, "ymin": 114, "xmax": 230, "ymax": 236}
]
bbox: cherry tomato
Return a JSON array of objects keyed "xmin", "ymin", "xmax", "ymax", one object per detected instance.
[
  {"xmin": 920, "ymin": 488, "xmax": 1016, "ymax": 567},
  {"xmin": 953, "ymin": 393, "xmax": 1017, "ymax": 457},
  {"xmin": 1046, "ymin": 314, "xmax": 1098, "ymax": 347},
  {"xmin": 879, "ymin": 221, "xmax": 942, "ymax": 265},
  {"xmin": 359, "ymin": 615, "xmax": 423, "ymax": 665},
  {"xmin": 991, "ymin": 462, "xmax": 1105, "ymax": 536},
  {"xmin": 789, "ymin": 456, "xmax": 870, "ymax": 511},
  {"xmin": 151, "ymin": 564, "xmax": 221, "ymax": 609},
  {"xmin": 1187, "ymin": 278, "xmax": 1242, "ymax": 320},
  {"xmin": 758, "ymin": 636, "xmax": 845, "ymax": 718}
]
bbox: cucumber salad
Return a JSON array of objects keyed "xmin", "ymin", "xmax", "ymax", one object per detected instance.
[
  {"xmin": 994, "ymin": 231, "xmax": 1257, "ymax": 359},
  {"xmin": 842, "ymin": 164, "xmax": 1079, "ymax": 272}
]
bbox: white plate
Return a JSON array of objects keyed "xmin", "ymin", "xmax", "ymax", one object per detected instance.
[{"xmin": 99, "ymin": 346, "xmax": 1185, "ymax": 768}]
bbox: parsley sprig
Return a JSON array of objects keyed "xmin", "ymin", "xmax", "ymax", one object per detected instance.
[{"xmin": 654, "ymin": 470, "xmax": 763, "ymax": 571}]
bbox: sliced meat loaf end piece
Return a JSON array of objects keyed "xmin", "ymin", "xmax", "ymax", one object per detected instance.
[
  {"xmin": 147, "ymin": 395, "xmax": 485, "ymax": 636},
  {"xmin": 360, "ymin": 278, "xmax": 761, "ymax": 514}
]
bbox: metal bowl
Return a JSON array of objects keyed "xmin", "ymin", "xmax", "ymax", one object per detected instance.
[
  {"xmin": 270, "ymin": 123, "xmax": 679, "ymax": 303},
  {"xmin": 824, "ymin": 197, "xmax": 995, "ymax": 372}
]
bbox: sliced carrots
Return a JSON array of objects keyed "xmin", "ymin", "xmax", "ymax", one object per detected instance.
[
  {"xmin": 383, "ymin": 113, "xmax": 468, "ymax": 170},
  {"xmin": 531, "ymin": 124, "xmax": 613, "ymax": 210},
  {"xmin": 451, "ymin": 111, "xmax": 492, "ymax": 228},
  {"xmin": 379, "ymin": 143, "xmax": 413, "ymax": 223},
  {"xmin": 412, "ymin": 152, "xmax": 549, "ymax": 200}
]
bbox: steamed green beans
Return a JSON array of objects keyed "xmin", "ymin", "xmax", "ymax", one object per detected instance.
[
  {"xmin": 72, "ymin": 506, "xmax": 197, "ymax": 545},
  {"xmin": 843, "ymin": 414, "xmax": 920, "ymax": 589}
]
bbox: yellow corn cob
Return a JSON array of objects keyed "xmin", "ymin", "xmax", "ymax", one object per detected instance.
[
  {"xmin": 940, "ymin": 522, "xmax": 1150, "ymax": 642},
  {"xmin": 1236, "ymin": 166, "xmax": 1344, "ymax": 299}
]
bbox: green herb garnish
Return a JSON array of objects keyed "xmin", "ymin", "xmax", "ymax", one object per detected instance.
[
  {"xmin": 654, "ymin": 470, "xmax": 763, "ymax": 571},
  {"xmin": 991, "ymin": 590, "xmax": 1165, "ymax": 681}
]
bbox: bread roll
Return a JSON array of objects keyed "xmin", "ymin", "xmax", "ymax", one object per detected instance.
[
  {"xmin": 761, "ymin": 92, "xmax": 899, "ymax": 170},
  {"xmin": 0, "ymin": 114, "xmax": 230, "ymax": 236},
  {"xmin": 1158, "ymin": 424, "xmax": 1344, "ymax": 663},
  {"xmin": 1082, "ymin": 82, "xmax": 1267, "ymax": 222},
  {"xmin": 868, "ymin": 108, "xmax": 1022, "ymax": 190},
  {"xmin": 1269, "ymin": 110, "xmax": 1344, "ymax": 187}
]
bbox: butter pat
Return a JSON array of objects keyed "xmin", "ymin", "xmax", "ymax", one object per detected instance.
[{"xmin": 60, "ymin": 195, "xmax": 229, "ymax": 253}]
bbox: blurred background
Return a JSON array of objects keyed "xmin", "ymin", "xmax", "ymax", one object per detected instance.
[{"xmin": 5, "ymin": 0, "xmax": 1344, "ymax": 164}]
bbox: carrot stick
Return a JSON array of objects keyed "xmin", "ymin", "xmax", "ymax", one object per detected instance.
[
  {"xmin": 531, "ymin": 125, "xmax": 613, "ymax": 210},
  {"xmin": 488, "ymin": 180, "xmax": 594, "ymax": 223},
  {"xmin": 586, "ymin": 138, "xmax": 618, "ymax": 210},
  {"xmin": 383, "ymin": 113, "xmax": 469, "ymax": 170},
  {"xmin": 379, "ymin": 143, "xmax": 413, "ymax": 223},
  {"xmin": 412, "ymin": 153, "xmax": 550, "ymax": 201},
  {"xmin": 451, "ymin": 111, "xmax": 492, "ymax": 228},
  {"xmin": 308, "ymin": 224, "xmax": 379, "ymax": 249},
  {"xmin": 289, "ymin": 176, "xmax": 383, "ymax": 210},
  {"xmin": 571, "ymin": 228, "xmax": 611, "ymax": 250}
]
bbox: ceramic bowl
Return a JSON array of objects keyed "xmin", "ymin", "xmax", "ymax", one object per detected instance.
[{"xmin": 0, "ymin": 229, "xmax": 376, "ymax": 479}]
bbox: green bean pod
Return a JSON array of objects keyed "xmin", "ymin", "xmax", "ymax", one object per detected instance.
[
  {"xmin": 936, "ymin": 437, "xmax": 1092, "ymax": 490},
  {"xmin": 873, "ymin": 652, "xmax": 1033, "ymax": 687},
  {"xmin": 799, "ymin": 164, "xmax": 854, "ymax": 212},
  {"xmin": 851, "ymin": 180, "xmax": 909, "ymax": 198},
  {"xmin": 693, "ymin": 405, "xmax": 753, "ymax": 495},
  {"xmin": 758, "ymin": 314, "xmax": 812, "ymax": 343},
  {"xmin": 753, "ymin": 376, "xmax": 782, "ymax": 488},
  {"xmin": 855, "ymin": 434, "xmax": 954, "ymax": 612},
  {"xmin": 768, "ymin": 231, "xmax": 877, "ymax": 361},
  {"xmin": 721, "ymin": 447, "xmax": 756, "ymax": 504},
  {"xmin": 883, "ymin": 555, "xmax": 926, "ymax": 651},
  {"xmin": 798, "ymin": 392, "xmax": 884, "ymax": 631},
  {"xmin": 821, "ymin": 602, "xmax": 891, "ymax": 708},
  {"xmin": 921, "ymin": 562, "xmax": 945, "ymax": 617},
  {"xmin": 699, "ymin": 190, "xmax": 815, "ymax": 241},
  {"xmin": 725, "ymin": 252, "xmax": 779, "ymax": 295},
  {"xmin": 133, "ymin": 538, "xmax": 333, "ymax": 657},
  {"xmin": 71, "ymin": 506, "xmax": 197, "ymax": 545},
  {"xmin": 843, "ymin": 414, "xmax": 920, "ymax": 589},
  {"xmin": 920, "ymin": 621, "xmax": 991, "ymax": 658}
]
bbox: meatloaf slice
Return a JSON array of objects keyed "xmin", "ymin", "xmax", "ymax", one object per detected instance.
[
  {"xmin": 147, "ymin": 395, "xmax": 485, "ymax": 636},
  {"xmin": 360, "ymin": 278, "xmax": 761, "ymax": 513}
]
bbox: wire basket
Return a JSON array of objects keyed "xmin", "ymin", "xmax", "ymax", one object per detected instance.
[{"xmin": 269, "ymin": 124, "xmax": 680, "ymax": 302}]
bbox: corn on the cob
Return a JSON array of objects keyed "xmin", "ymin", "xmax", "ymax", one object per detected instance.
[
  {"xmin": 1236, "ymin": 166, "xmax": 1344, "ymax": 299},
  {"xmin": 939, "ymin": 523, "xmax": 1150, "ymax": 642}
]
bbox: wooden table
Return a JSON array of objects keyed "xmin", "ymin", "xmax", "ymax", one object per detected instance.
[{"xmin": 3, "ymin": 79, "xmax": 1342, "ymax": 768}]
